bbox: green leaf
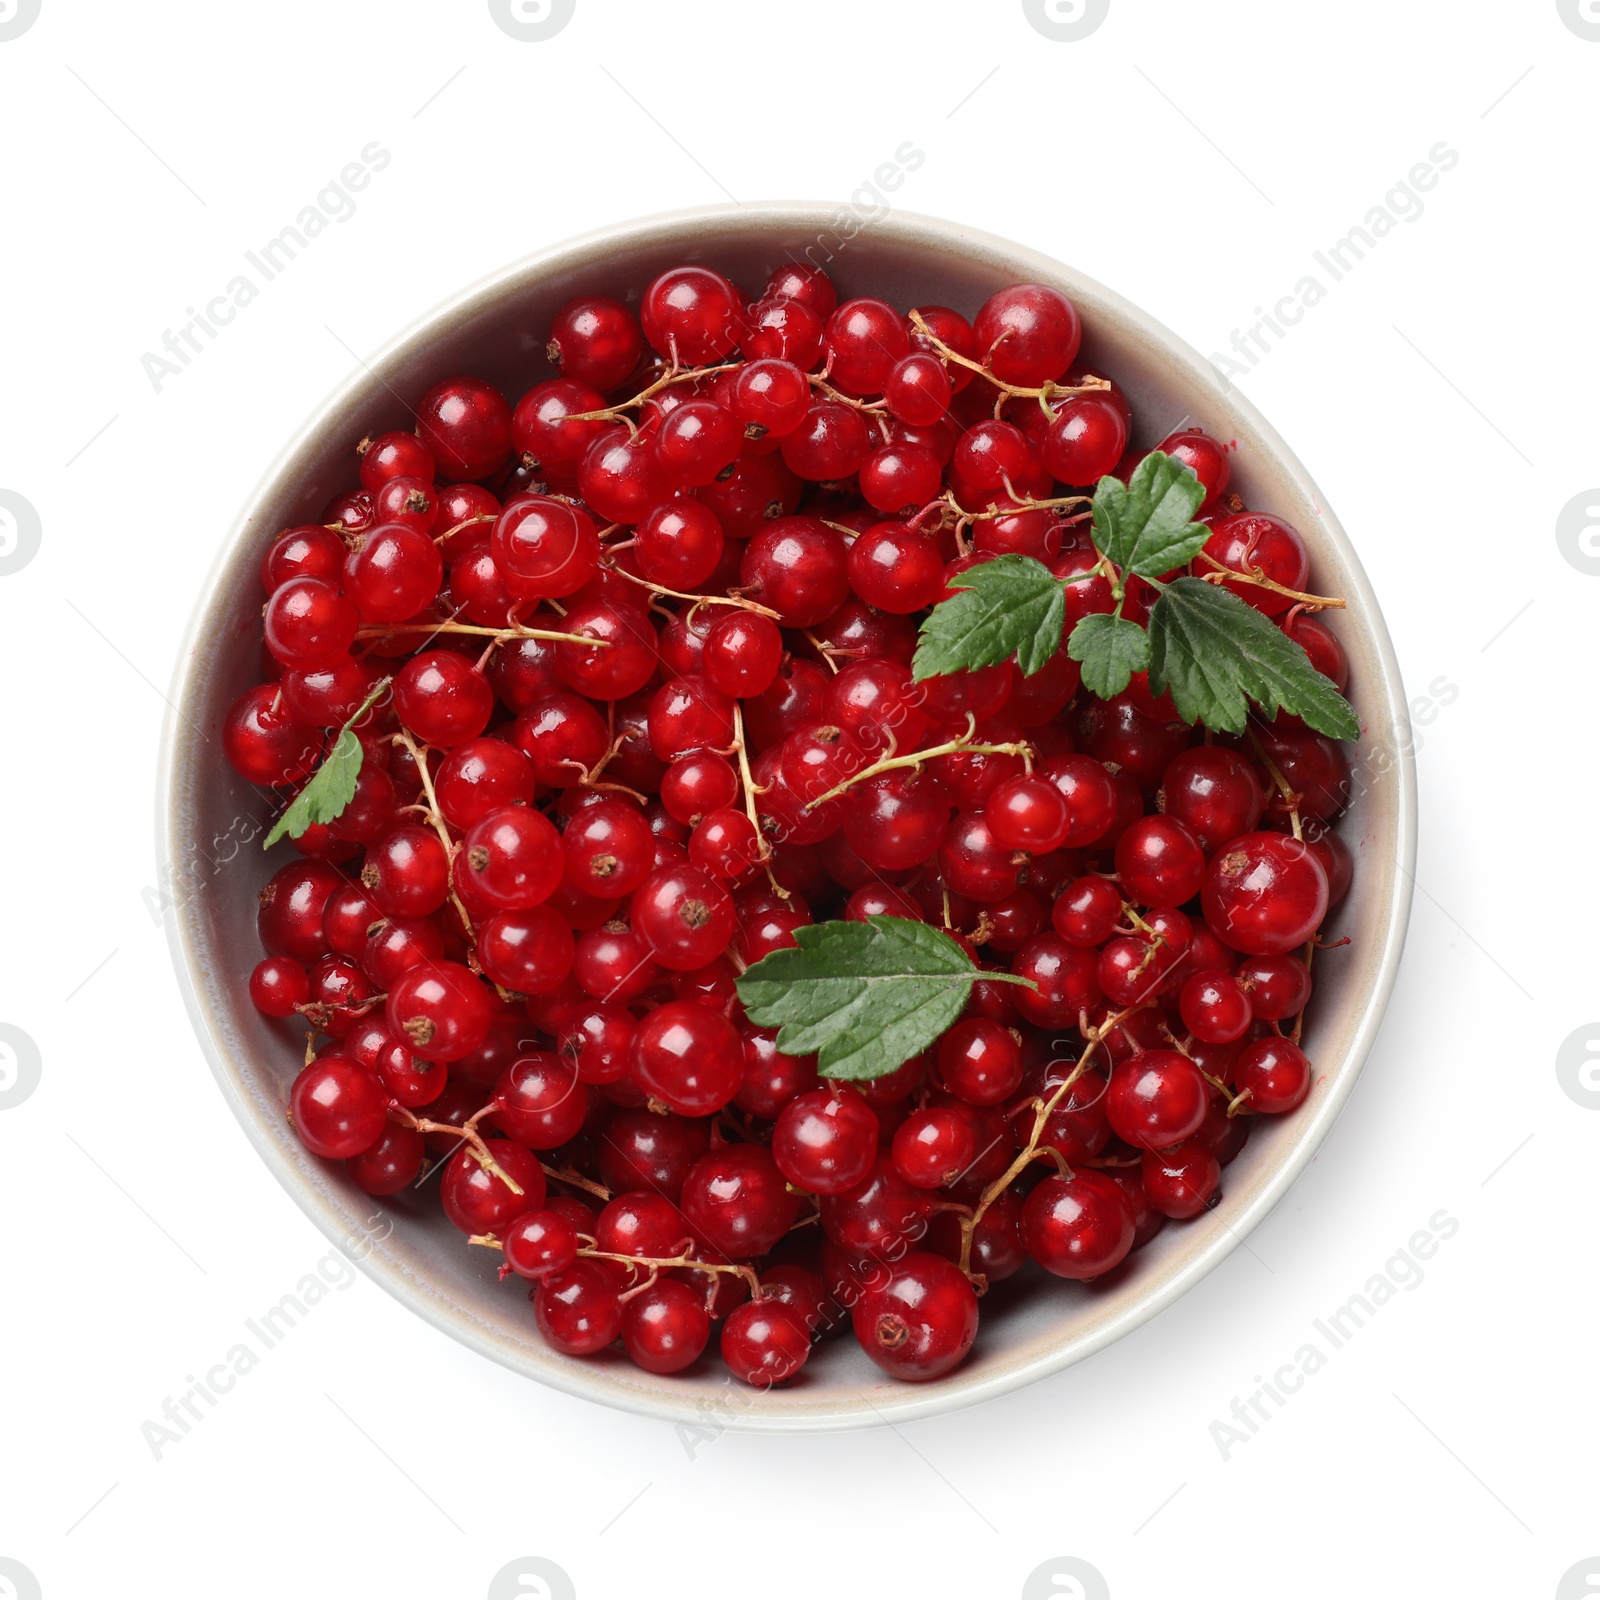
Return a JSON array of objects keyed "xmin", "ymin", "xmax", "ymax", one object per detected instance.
[
  {"xmin": 911, "ymin": 554, "xmax": 1065, "ymax": 681},
  {"xmin": 1067, "ymin": 613, "xmax": 1151, "ymax": 700},
  {"xmin": 735, "ymin": 916, "xmax": 1035, "ymax": 1080},
  {"xmin": 263, "ymin": 676, "xmax": 391, "ymax": 848},
  {"xmin": 1091, "ymin": 451, "xmax": 1210, "ymax": 579},
  {"xmin": 1146, "ymin": 578, "xmax": 1360, "ymax": 740}
]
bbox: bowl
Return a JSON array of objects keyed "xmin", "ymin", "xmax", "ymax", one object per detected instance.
[{"xmin": 158, "ymin": 204, "xmax": 1417, "ymax": 1431}]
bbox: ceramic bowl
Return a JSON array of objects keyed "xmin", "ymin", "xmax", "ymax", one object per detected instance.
[{"xmin": 159, "ymin": 204, "xmax": 1417, "ymax": 1430}]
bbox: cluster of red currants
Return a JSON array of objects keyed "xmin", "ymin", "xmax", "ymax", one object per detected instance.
[{"xmin": 225, "ymin": 258, "xmax": 1353, "ymax": 1388}]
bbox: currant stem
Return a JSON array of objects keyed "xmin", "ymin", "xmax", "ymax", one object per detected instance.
[
  {"xmin": 564, "ymin": 359, "xmax": 742, "ymax": 423},
  {"xmin": 956, "ymin": 1002, "xmax": 1143, "ymax": 1276},
  {"xmin": 391, "ymin": 724, "xmax": 478, "ymax": 940},
  {"xmin": 602, "ymin": 559, "xmax": 783, "ymax": 621},
  {"xmin": 906, "ymin": 309, "xmax": 1112, "ymax": 404},
  {"xmin": 1194, "ymin": 551, "xmax": 1347, "ymax": 610},
  {"xmin": 802, "ymin": 715, "xmax": 1033, "ymax": 811},
  {"xmin": 1245, "ymin": 730, "xmax": 1303, "ymax": 842},
  {"xmin": 357, "ymin": 620, "xmax": 609, "ymax": 648}
]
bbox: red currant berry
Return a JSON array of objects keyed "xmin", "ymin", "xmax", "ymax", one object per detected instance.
[
  {"xmin": 681, "ymin": 1143, "xmax": 798, "ymax": 1258},
  {"xmin": 289, "ymin": 1056, "xmax": 387, "ymax": 1158},
  {"xmin": 1234, "ymin": 953, "xmax": 1312, "ymax": 1021},
  {"xmin": 1105, "ymin": 1049, "xmax": 1210, "ymax": 1149},
  {"xmin": 630, "ymin": 864, "xmax": 735, "ymax": 970},
  {"xmin": 1021, "ymin": 1170, "xmax": 1135, "ymax": 1279},
  {"xmin": 546, "ymin": 294, "xmax": 643, "ymax": 392},
  {"xmin": 1233, "ymin": 1036, "xmax": 1312, "ymax": 1114},
  {"xmin": 534, "ymin": 1258, "xmax": 626, "ymax": 1355},
  {"xmin": 386, "ymin": 960, "xmax": 493, "ymax": 1062},
  {"xmin": 1141, "ymin": 1139, "xmax": 1222, "ymax": 1219},
  {"xmin": 721, "ymin": 1299, "xmax": 812, "ymax": 1387},
  {"xmin": 851, "ymin": 1252, "xmax": 977, "ymax": 1381},
  {"xmin": 1202, "ymin": 831, "xmax": 1329, "ymax": 955},
  {"xmin": 502, "ymin": 1208, "xmax": 580, "ymax": 1280},
  {"xmin": 630, "ymin": 999, "xmax": 744, "ymax": 1115}
]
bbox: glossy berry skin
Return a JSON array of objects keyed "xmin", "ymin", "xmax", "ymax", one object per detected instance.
[
  {"xmin": 772, "ymin": 1088, "xmax": 879, "ymax": 1195},
  {"xmin": 564, "ymin": 799, "xmax": 654, "ymax": 899},
  {"xmin": 392, "ymin": 650, "xmax": 494, "ymax": 748},
  {"xmin": 250, "ymin": 956, "xmax": 310, "ymax": 1018},
  {"xmin": 1157, "ymin": 428, "xmax": 1230, "ymax": 508},
  {"xmin": 258, "ymin": 860, "xmax": 345, "ymax": 963},
  {"xmin": 416, "ymin": 376, "xmax": 512, "ymax": 481},
  {"xmin": 1179, "ymin": 969, "xmax": 1254, "ymax": 1044},
  {"xmin": 722, "ymin": 1300, "xmax": 812, "ymax": 1387},
  {"xmin": 1202, "ymin": 832, "xmax": 1329, "ymax": 956},
  {"xmin": 1051, "ymin": 876, "xmax": 1124, "ymax": 947},
  {"xmin": 1235, "ymin": 954, "xmax": 1312, "ymax": 1021},
  {"xmin": 1233, "ymin": 1037, "xmax": 1312, "ymax": 1114},
  {"xmin": 1105, "ymin": 1050, "xmax": 1210, "ymax": 1149},
  {"xmin": 742, "ymin": 294, "xmax": 825, "ymax": 368},
  {"xmin": 622, "ymin": 1279, "xmax": 711, "ymax": 1374},
  {"xmin": 1010, "ymin": 934, "xmax": 1103, "ymax": 1028},
  {"xmin": 386, "ymin": 960, "xmax": 493, "ymax": 1063},
  {"xmin": 883, "ymin": 351, "xmax": 953, "ymax": 425},
  {"xmin": 502, "ymin": 1208, "xmax": 580, "ymax": 1280},
  {"xmin": 263, "ymin": 577, "xmax": 358, "ymax": 670},
  {"xmin": 289, "ymin": 1057, "xmax": 387, "ymax": 1159},
  {"xmin": 441, "ymin": 1138, "xmax": 545, "ymax": 1236},
  {"xmin": 1042, "ymin": 393, "xmax": 1127, "ymax": 484},
  {"xmin": 435, "ymin": 738, "xmax": 537, "ymax": 830},
  {"xmin": 1021, "ymin": 1170, "xmax": 1136, "ymax": 1280},
  {"xmin": 263, "ymin": 524, "xmax": 347, "ymax": 590},
  {"xmin": 1039, "ymin": 754, "xmax": 1119, "ymax": 847},
  {"xmin": 937, "ymin": 1018, "xmax": 1023, "ymax": 1106},
  {"xmin": 545, "ymin": 294, "xmax": 642, "ymax": 392},
  {"xmin": 984, "ymin": 774, "xmax": 1070, "ymax": 855},
  {"xmin": 630, "ymin": 1000, "xmax": 744, "ymax": 1116},
  {"xmin": 703, "ymin": 611, "xmax": 782, "ymax": 699},
  {"xmin": 1201, "ymin": 513, "xmax": 1308, "ymax": 615},
  {"xmin": 1141, "ymin": 1140, "xmax": 1222, "ymax": 1219},
  {"xmin": 346, "ymin": 1122, "xmax": 426, "ymax": 1195},
  {"xmin": 1159, "ymin": 747, "xmax": 1264, "ymax": 853},
  {"xmin": 973, "ymin": 283, "xmax": 1081, "ymax": 387},
  {"xmin": 345, "ymin": 523, "xmax": 443, "ymax": 622},
  {"xmin": 493, "ymin": 1053, "xmax": 586, "ymax": 1149},
  {"xmin": 851, "ymin": 1252, "xmax": 978, "ymax": 1381},
  {"xmin": 493, "ymin": 494, "xmax": 601, "ymax": 599},
  {"xmin": 824, "ymin": 297, "xmax": 909, "ymax": 395},
  {"xmin": 641, "ymin": 266, "xmax": 744, "ymax": 364},
  {"xmin": 535, "ymin": 1258, "xmax": 626, "ymax": 1355},
  {"xmin": 847, "ymin": 522, "xmax": 945, "ymax": 614},
  {"xmin": 891, "ymin": 1107, "xmax": 978, "ymax": 1189},
  {"xmin": 1114, "ymin": 815, "xmax": 1207, "ymax": 908},
  {"xmin": 635, "ymin": 500, "xmax": 724, "ymax": 590},
  {"xmin": 680, "ymin": 1144, "xmax": 798, "ymax": 1258},
  {"xmin": 462, "ymin": 805, "xmax": 563, "ymax": 911},
  {"xmin": 630, "ymin": 864, "xmax": 735, "ymax": 970},
  {"xmin": 740, "ymin": 519, "xmax": 850, "ymax": 627},
  {"xmin": 224, "ymin": 684, "xmax": 322, "ymax": 786},
  {"xmin": 596, "ymin": 1109, "xmax": 710, "ymax": 1201}
]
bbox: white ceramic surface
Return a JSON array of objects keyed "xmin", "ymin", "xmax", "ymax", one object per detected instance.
[{"xmin": 158, "ymin": 204, "xmax": 1417, "ymax": 1431}]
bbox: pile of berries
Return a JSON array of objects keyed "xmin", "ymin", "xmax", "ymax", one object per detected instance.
[{"xmin": 225, "ymin": 259, "xmax": 1354, "ymax": 1389}]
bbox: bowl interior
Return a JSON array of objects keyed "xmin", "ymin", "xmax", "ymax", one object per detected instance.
[{"xmin": 161, "ymin": 205, "xmax": 1415, "ymax": 1430}]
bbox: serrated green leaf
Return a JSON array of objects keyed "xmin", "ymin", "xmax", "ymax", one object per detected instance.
[
  {"xmin": 912, "ymin": 554, "xmax": 1065, "ymax": 681},
  {"xmin": 263, "ymin": 676, "xmax": 391, "ymax": 848},
  {"xmin": 735, "ymin": 916, "xmax": 1034, "ymax": 1080},
  {"xmin": 1146, "ymin": 578, "xmax": 1360, "ymax": 740},
  {"xmin": 1091, "ymin": 451, "xmax": 1210, "ymax": 579},
  {"xmin": 1067, "ymin": 613, "xmax": 1151, "ymax": 700}
]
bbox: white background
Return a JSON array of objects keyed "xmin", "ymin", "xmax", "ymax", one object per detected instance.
[{"xmin": 2, "ymin": 2, "xmax": 1595, "ymax": 1596}]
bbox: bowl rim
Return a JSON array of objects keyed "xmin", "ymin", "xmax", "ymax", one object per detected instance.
[{"xmin": 157, "ymin": 201, "xmax": 1418, "ymax": 1431}]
